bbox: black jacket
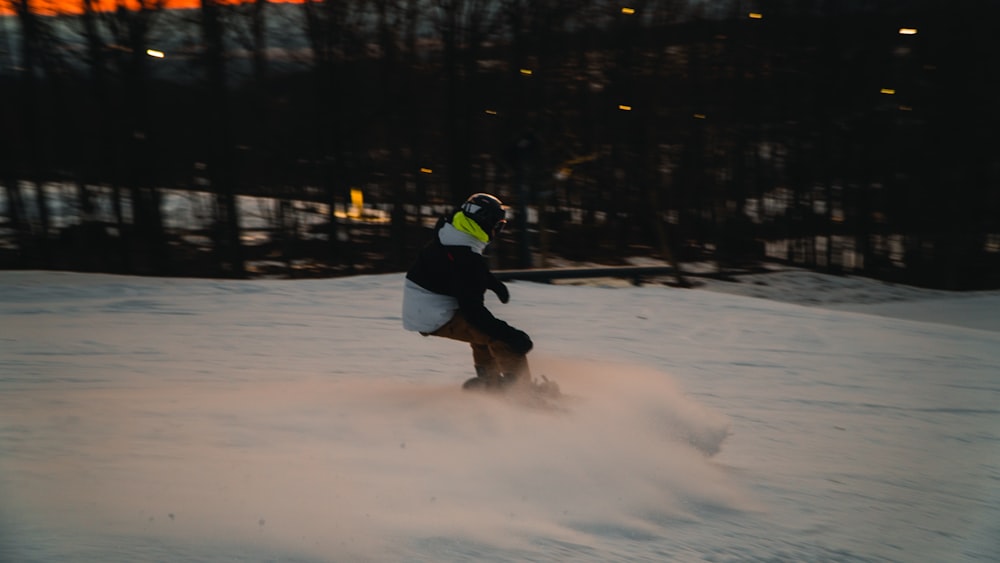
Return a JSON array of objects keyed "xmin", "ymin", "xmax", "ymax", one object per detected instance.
[{"xmin": 406, "ymin": 226, "xmax": 529, "ymax": 350}]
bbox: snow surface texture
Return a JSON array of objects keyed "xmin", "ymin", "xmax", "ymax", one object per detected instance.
[{"xmin": 0, "ymin": 269, "xmax": 997, "ymax": 562}]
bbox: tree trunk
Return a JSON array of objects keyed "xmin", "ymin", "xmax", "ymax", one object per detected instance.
[{"xmin": 202, "ymin": 0, "xmax": 246, "ymax": 277}]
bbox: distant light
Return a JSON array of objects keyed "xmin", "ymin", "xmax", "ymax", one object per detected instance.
[
  {"xmin": 349, "ymin": 188, "xmax": 363, "ymax": 219},
  {"xmin": 898, "ymin": 105, "xmax": 913, "ymax": 111},
  {"xmin": 146, "ymin": 49, "xmax": 165, "ymax": 59},
  {"xmin": 618, "ymin": 104, "xmax": 632, "ymax": 111},
  {"xmin": 748, "ymin": 12, "xmax": 763, "ymax": 19},
  {"xmin": 880, "ymin": 88, "xmax": 896, "ymax": 95},
  {"xmin": 419, "ymin": 167, "xmax": 433, "ymax": 174},
  {"xmin": 898, "ymin": 28, "xmax": 918, "ymax": 35},
  {"xmin": 693, "ymin": 113, "xmax": 707, "ymax": 119},
  {"xmin": 621, "ymin": 7, "xmax": 635, "ymax": 15},
  {"xmin": 519, "ymin": 68, "xmax": 533, "ymax": 76},
  {"xmin": 485, "ymin": 109, "xmax": 497, "ymax": 115}
]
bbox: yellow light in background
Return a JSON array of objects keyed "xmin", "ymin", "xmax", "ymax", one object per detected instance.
[
  {"xmin": 880, "ymin": 88, "xmax": 896, "ymax": 95},
  {"xmin": 749, "ymin": 12, "xmax": 763, "ymax": 19},
  {"xmin": 621, "ymin": 7, "xmax": 635, "ymax": 14},
  {"xmin": 618, "ymin": 104, "xmax": 632, "ymax": 111},
  {"xmin": 899, "ymin": 105, "xmax": 913, "ymax": 111},
  {"xmin": 519, "ymin": 68, "xmax": 533, "ymax": 76},
  {"xmin": 349, "ymin": 188, "xmax": 363, "ymax": 218},
  {"xmin": 693, "ymin": 113, "xmax": 707, "ymax": 119},
  {"xmin": 898, "ymin": 28, "xmax": 918, "ymax": 35},
  {"xmin": 146, "ymin": 49, "xmax": 165, "ymax": 58},
  {"xmin": 485, "ymin": 109, "xmax": 497, "ymax": 115},
  {"xmin": 419, "ymin": 167, "xmax": 433, "ymax": 174}
]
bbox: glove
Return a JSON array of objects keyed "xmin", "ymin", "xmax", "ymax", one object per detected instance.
[
  {"xmin": 504, "ymin": 328, "xmax": 533, "ymax": 355},
  {"xmin": 491, "ymin": 280, "xmax": 510, "ymax": 304}
]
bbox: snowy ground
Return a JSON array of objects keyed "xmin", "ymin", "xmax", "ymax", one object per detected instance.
[{"xmin": 0, "ymin": 268, "xmax": 997, "ymax": 562}]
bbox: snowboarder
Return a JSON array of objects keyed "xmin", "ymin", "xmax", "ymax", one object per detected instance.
[{"xmin": 402, "ymin": 193, "xmax": 534, "ymax": 391}]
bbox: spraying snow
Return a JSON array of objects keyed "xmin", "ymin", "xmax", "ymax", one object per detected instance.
[{"xmin": 1, "ymin": 270, "xmax": 997, "ymax": 561}]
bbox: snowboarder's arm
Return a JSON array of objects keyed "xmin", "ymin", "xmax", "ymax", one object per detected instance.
[
  {"xmin": 454, "ymin": 266, "xmax": 531, "ymax": 353},
  {"xmin": 487, "ymin": 274, "xmax": 509, "ymax": 304}
]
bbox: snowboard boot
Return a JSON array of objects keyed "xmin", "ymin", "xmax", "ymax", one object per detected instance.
[
  {"xmin": 462, "ymin": 365, "xmax": 503, "ymax": 391},
  {"xmin": 497, "ymin": 371, "xmax": 525, "ymax": 389}
]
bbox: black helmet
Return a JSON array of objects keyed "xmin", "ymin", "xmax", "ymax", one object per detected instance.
[{"xmin": 458, "ymin": 193, "xmax": 507, "ymax": 236}]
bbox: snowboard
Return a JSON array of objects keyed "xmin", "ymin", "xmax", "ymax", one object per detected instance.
[{"xmin": 462, "ymin": 374, "xmax": 564, "ymax": 410}]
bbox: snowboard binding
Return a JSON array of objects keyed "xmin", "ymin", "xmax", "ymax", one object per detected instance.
[{"xmin": 462, "ymin": 373, "xmax": 561, "ymax": 399}]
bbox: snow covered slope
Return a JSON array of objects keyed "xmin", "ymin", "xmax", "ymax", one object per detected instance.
[{"xmin": 0, "ymin": 270, "xmax": 997, "ymax": 562}]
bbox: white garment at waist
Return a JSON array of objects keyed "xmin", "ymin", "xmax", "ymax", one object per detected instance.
[{"xmin": 402, "ymin": 278, "xmax": 458, "ymax": 333}]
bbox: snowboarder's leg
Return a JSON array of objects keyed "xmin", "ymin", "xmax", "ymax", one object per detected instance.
[
  {"xmin": 431, "ymin": 312, "xmax": 530, "ymax": 389},
  {"xmin": 488, "ymin": 340, "xmax": 531, "ymax": 388},
  {"xmin": 471, "ymin": 344, "xmax": 503, "ymax": 386}
]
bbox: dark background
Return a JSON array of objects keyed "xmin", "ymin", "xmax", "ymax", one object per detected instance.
[{"xmin": 2, "ymin": 0, "xmax": 997, "ymax": 289}]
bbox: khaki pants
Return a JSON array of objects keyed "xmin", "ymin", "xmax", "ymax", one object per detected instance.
[{"xmin": 430, "ymin": 312, "xmax": 530, "ymax": 381}]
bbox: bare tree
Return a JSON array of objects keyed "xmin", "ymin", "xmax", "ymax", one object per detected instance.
[
  {"xmin": 0, "ymin": 1, "xmax": 29, "ymax": 264},
  {"xmin": 9, "ymin": 0, "xmax": 52, "ymax": 266},
  {"xmin": 373, "ymin": 0, "xmax": 410, "ymax": 267},
  {"xmin": 200, "ymin": 0, "xmax": 246, "ymax": 277},
  {"xmin": 301, "ymin": 0, "xmax": 368, "ymax": 270},
  {"xmin": 431, "ymin": 0, "xmax": 504, "ymax": 203},
  {"xmin": 84, "ymin": 0, "xmax": 170, "ymax": 274}
]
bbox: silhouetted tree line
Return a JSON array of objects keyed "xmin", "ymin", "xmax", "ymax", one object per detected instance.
[{"xmin": 1, "ymin": 0, "xmax": 997, "ymax": 288}]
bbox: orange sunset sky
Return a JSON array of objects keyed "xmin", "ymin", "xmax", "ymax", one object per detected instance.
[{"xmin": 2, "ymin": 0, "xmax": 301, "ymax": 16}]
